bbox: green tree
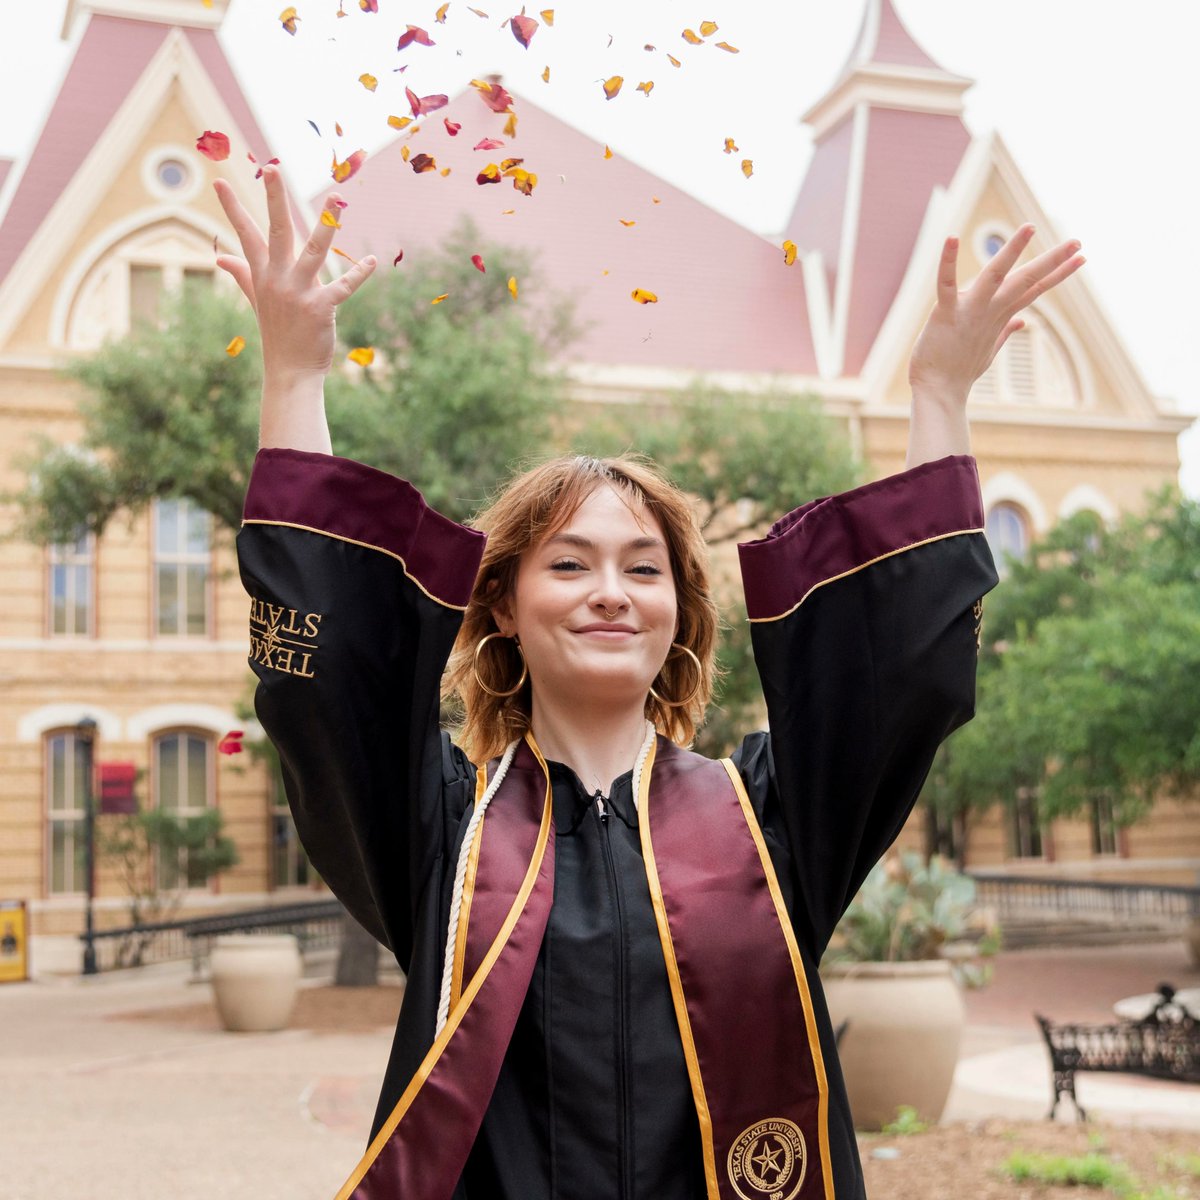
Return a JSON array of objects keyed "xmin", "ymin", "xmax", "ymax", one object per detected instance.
[{"xmin": 923, "ymin": 492, "xmax": 1200, "ymax": 855}]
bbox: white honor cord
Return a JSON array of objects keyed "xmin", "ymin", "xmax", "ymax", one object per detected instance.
[
  {"xmin": 433, "ymin": 721, "xmax": 657, "ymax": 1036},
  {"xmin": 435, "ymin": 738, "xmax": 519, "ymax": 1036}
]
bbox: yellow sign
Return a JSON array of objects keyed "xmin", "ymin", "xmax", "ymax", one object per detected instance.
[{"xmin": 0, "ymin": 900, "xmax": 29, "ymax": 984}]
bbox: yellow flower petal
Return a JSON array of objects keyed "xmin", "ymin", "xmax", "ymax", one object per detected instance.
[
  {"xmin": 681, "ymin": 28, "xmax": 701, "ymax": 44},
  {"xmin": 636, "ymin": 80, "xmax": 654, "ymax": 96},
  {"xmin": 699, "ymin": 19, "xmax": 718, "ymax": 36},
  {"xmin": 435, "ymin": 2, "xmax": 449, "ymax": 21},
  {"xmin": 631, "ymin": 287, "xmax": 658, "ymax": 304},
  {"xmin": 359, "ymin": 73, "xmax": 378, "ymax": 92},
  {"xmin": 723, "ymin": 137, "xmax": 738, "ymax": 154},
  {"xmin": 507, "ymin": 276, "xmax": 519, "ymax": 298},
  {"xmin": 603, "ymin": 75, "xmax": 623, "ymax": 100},
  {"xmin": 619, "ymin": 219, "xmax": 636, "ymax": 226},
  {"xmin": 320, "ymin": 210, "xmax": 342, "ymax": 229},
  {"xmin": 347, "ymin": 347, "xmax": 375, "ymax": 366},
  {"xmin": 782, "ymin": 240, "xmax": 798, "ymax": 266},
  {"xmin": 604, "ymin": 144, "xmax": 613, "ymax": 159},
  {"xmin": 539, "ymin": 8, "xmax": 554, "ymax": 24},
  {"xmin": 225, "ymin": 336, "xmax": 246, "ymax": 357},
  {"xmin": 667, "ymin": 54, "xmax": 681, "ymax": 68},
  {"xmin": 542, "ymin": 65, "xmax": 550, "ymax": 82},
  {"xmin": 431, "ymin": 293, "xmax": 449, "ymax": 304},
  {"xmin": 503, "ymin": 111, "xmax": 518, "ymax": 137},
  {"xmin": 715, "ymin": 41, "xmax": 739, "ymax": 53},
  {"xmin": 387, "ymin": 115, "xmax": 413, "ymax": 129},
  {"xmin": 741, "ymin": 158, "xmax": 753, "ymax": 178},
  {"xmin": 651, "ymin": 196, "xmax": 661, "ymax": 204}
]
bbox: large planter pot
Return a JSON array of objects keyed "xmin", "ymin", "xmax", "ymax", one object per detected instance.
[
  {"xmin": 210, "ymin": 934, "xmax": 301, "ymax": 1032},
  {"xmin": 822, "ymin": 959, "xmax": 965, "ymax": 1130}
]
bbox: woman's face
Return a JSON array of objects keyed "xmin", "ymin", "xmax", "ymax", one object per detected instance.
[{"xmin": 494, "ymin": 483, "xmax": 678, "ymax": 715}]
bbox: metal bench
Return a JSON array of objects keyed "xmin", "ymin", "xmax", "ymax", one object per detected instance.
[{"xmin": 1035, "ymin": 983, "xmax": 1200, "ymax": 1120}]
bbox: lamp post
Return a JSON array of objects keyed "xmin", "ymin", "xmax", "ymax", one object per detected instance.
[{"xmin": 76, "ymin": 717, "xmax": 98, "ymax": 976}]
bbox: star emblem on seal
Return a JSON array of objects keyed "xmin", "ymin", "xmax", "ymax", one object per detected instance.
[{"xmin": 727, "ymin": 1117, "xmax": 808, "ymax": 1200}]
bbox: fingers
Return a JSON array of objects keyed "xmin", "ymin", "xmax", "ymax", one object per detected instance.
[
  {"xmin": 984, "ymin": 316, "xmax": 1025, "ymax": 372},
  {"xmin": 935, "ymin": 236, "xmax": 960, "ymax": 310},
  {"xmin": 215, "ymin": 254, "xmax": 256, "ymax": 307},
  {"xmin": 261, "ymin": 165, "xmax": 296, "ymax": 269},
  {"xmin": 296, "ymin": 192, "xmax": 346, "ymax": 279},
  {"xmin": 974, "ymin": 224, "xmax": 1037, "ymax": 303},
  {"xmin": 212, "ymin": 179, "xmax": 266, "ymax": 272},
  {"xmin": 1008, "ymin": 243, "xmax": 1085, "ymax": 313},
  {"xmin": 323, "ymin": 254, "xmax": 379, "ymax": 305}
]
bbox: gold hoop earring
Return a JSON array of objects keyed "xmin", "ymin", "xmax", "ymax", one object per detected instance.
[
  {"xmin": 473, "ymin": 632, "xmax": 528, "ymax": 698},
  {"xmin": 648, "ymin": 643, "xmax": 704, "ymax": 710}
]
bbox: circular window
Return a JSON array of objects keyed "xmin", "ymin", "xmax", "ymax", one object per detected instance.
[
  {"xmin": 157, "ymin": 159, "xmax": 190, "ymax": 190},
  {"xmin": 984, "ymin": 232, "xmax": 1006, "ymax": 258}
]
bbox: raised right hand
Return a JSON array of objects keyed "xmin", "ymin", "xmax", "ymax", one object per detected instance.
[{"xmin": 213, "ymin": 166, "xmax": 377, "ymax": 449}]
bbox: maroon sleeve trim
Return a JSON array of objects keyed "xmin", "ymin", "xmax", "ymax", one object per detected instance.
[
  {"xmin": 242, "ymin": 448, "xmax": 486, "ymax": 611},
  {"xmin": 737, "ymin": 455, "xmax": 985, "ymax": 622}
]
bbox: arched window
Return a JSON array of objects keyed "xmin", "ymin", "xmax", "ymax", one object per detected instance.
[
  {"xmin": 970, "ymin": 315, "xmax": 1080, "ymax": 408},
  {"xmin": 153, "ymin": 731, "xmax": 214, "ymax": 889},
  {"xmin": 45, "ymin": 731, "xmax": 89, "ymax": 895},
  {"xmin": 985, "ymin": 502, "xmax": 1030, "ymax": 576},
  {"xmin": 153, "ymin": 498, "xmax": 211, "ymax": 637}
]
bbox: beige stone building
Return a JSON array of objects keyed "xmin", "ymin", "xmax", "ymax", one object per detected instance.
[{"xmin": 1, "ymin": 0, "xmax": 1193, "ymax": 964}]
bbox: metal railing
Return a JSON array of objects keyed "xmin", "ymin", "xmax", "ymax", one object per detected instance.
[
  {"xmin": 79, "ymin": 899, "xmax": 344, "ymax": 974},
  {"xmin": 967, "ymin": 873, "xmax": 1200, "ymax": 926}
]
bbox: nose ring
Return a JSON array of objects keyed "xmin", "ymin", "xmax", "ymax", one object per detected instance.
[{"xmin": 602, "ymin": 607, "xmax": 620, "ymax": 621}]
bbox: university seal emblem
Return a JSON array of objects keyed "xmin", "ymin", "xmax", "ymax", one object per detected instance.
[{"xmin": 726, "ymin": 1117, "xmax": 807, "ymax": 1200}]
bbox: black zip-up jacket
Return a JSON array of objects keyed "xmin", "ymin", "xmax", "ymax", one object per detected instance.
[{"xmin": 237, "ymin": 448, "xmax": 997, "ymax": 1199}]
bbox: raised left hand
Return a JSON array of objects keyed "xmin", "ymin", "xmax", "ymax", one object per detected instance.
[{"xmin": 909, "ymin": 224, "xmax": 1085, "ymax": 408}]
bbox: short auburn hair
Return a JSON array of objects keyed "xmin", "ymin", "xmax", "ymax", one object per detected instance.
[{"xmin": 444, "ymin": 454, "xmax": 720, "ymax": 765}]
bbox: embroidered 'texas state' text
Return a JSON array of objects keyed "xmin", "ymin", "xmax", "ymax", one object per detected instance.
[{"xmin": 249, "ymin": 597, "xmax": 322, "ymax": 679}]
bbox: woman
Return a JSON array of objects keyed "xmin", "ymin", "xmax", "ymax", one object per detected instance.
[{"xmin": 217, "ymin": 167, "xmax": 1082, "ymax": 1200}]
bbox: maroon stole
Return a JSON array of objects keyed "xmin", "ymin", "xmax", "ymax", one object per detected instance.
[{"xmin": 336, "ymin": 734, "xmax": 833, "ymax": 1200}]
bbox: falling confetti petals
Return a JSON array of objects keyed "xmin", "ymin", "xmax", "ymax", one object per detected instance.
[
  {"xmin": 511, "ymin": 13, "xmax": 539, "ymax": 47},
  {"xmin": 393, "ymin": 249, "xmax": 405, "ymax": 265},
  {"xmin": 636, "ymin": 81, "xmax": 654, "ymax": 96},
  {"xmin": 217, "ymin": 730, "xmax": 244, "ymax": 755},
  {"xmin": 195, "ymin": 130, "xmax": 230, "ymax": 161},
  {"xmin": 681, "ymin": 28, "xmax": 701, "ymax": 44},
  {"xmin": 741, "ymin": 159, "xmax": 753, "ymax": 178},
  {"xmin": 320, "ymin": 209, "xmax": 342, "ymax": 228},
  {"xmin": 715, "ymin": 41, "xmax": 739, "ymax": 52},
  {"xmin": 604, "ymin": 144, "xmax": 613, "ymax": 159},
  {"xmin": 471, "ymin": 253, "xmax": 486, "ymax": 272},
  {"xmin": 699, "ymin": 19, "xmax": 718, "ymax": 36},
  {"xmin": 467, "ymin": 6, "xmax": 488, "ymax": 15},
  {"xmin": 631, "ymin": 288, "xmax": 658, "ymax": 304},
  {"xmin": 507, "ymin": 276, "xmax": 519, "ymax": 298},
  {"xmin": 331, "ymin": 149, "xmax": 367, "ymax": 181},
  {"xmin": 501, "ymin": 208, "xmax": 515, "ymax": 214},
  {"xmin": 723, "ymin": 137, "xmax": 738, "ymax": 154},
  {"xmin": 431, "ymin": 293, "xmax": 449, "ymax": 304},
  {"xmin": 602, "ymin": 75, "xmax": 623, "ymax": 100},
  {"xmin": 444, "ymin": 118, "xmax": 461, "ymax": 135},
  {"xmin": 225, "ymin": 336, "xmax": 246, "ymax": 357},
  {"xmin": 407, "ymin": 87, "xmax": 449, "ymax": 116},
  {"xmin": 474, "ymin": 137, "xmax": 504, "ymax": 150},
  {"xmin": 397, "ymin": 24, "xmax": 435, "ymax": 49},
  {"xmin": 410, "ymin": 152, "xmax": 438, "ymax": 173},
  {"xmin": 435, "ymin": 2, "xmax": 449, "ymax": 21},
  {"xmin": 401, "ymin": 146, "xmax": 411, "ymax": 161},
  {"xmin": 359, "ymin": 0, "xmax": 378, "ymax": 11},
  {"xmin": 348, "ymin": 347, "xmax": 375, "ymax": 366},
  {"xmin": 503, "ymin": 112, "xmax": 518, "ymax": 137},
  {"xmin": 782, "ymin": 240, "xmax": 798, "ymax": 266},
  {"xmin": 504, "ymin": 165, "xmax": 537, "ymax": 195},
  {"xmin": 307, "ymin": 120, "xmax": 321, "ymax": 135},
  {"xmin": 472, "ymin": 79, "xmax": 514, "ymax": 112},
  {"xmin": 279, "ymin": 6, "xmax": 300, "ymax": 34},
  {"xmin": 542, "ymin": 65, "xmax": 550, "ymax": 83},
  {"xmin": 332, "ymin": 247, "xmax": 360, "ymax": 264},
  {"xmin": 619, "ymin": 219, "xmax": 636, "ymax": 226},
  {"xmin": 539, "ymin": 8, "xmax": 553, "ymax": 24},
  {"xmin": 359, "ymin": 73, "xmax": 378, "ymax": 91},
  {"xmin": 667, "ymin": 54, "xmax": 681, "ymax": 68},
  {"xmin": 476, "ymin": 163, "xmax": 502, "ymax": 184},
  {"xmin": 388, "ymin": 115, "xmax": 414, "ymax": 129}
]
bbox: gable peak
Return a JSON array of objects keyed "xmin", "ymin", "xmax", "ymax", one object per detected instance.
[{"xmin": 62, "ymin": 0, "xmax": 228, "ymax": 40}]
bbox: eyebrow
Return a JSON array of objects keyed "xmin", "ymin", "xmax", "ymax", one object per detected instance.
[{"xmin": 543, "ymin": 532, "xmax": 667, "ymax": 553}]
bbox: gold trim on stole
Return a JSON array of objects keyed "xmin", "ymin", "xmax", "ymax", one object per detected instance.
[
  {"xmin": 635, "ymin": 739, "xmax": 722, "ymax": 1200},
  {"xmin": 719, "ymin": 758, "xmax": 834, "ymax": 1200},
  {"xmin": 333, "ymin": 735, "xmax": 553, "ymax": 1200},
  {"xmin": 450, "ymin": 768, "xmax": 488, "ymax": 1009},
  {"xmin": 748, "ymin": 527, "xmax": 984, "ymax": 623}
]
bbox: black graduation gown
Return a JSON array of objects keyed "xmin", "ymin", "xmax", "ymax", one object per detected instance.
[{"xmin": 236, "ymin": 448, "xmax": 997, "ymax": 1200}]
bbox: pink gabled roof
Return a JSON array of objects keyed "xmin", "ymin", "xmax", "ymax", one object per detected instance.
[
  {"xmin": 842, "ymin": 108, "xmax": 970, "ymax": 374},
  {"xmin": 842, "ymin": 0, "xmax": 947, "ymax": 75},
  {"xmin": 0, "ymin": 15, "xmax": 169, "ymax": 289},
  {"xmin": 318, "ymin": 92, "xmax": 816, "ymax": 376},
  {"xmin": 184, "ymin": 27, "xmax": 277, "ymax": 167}
]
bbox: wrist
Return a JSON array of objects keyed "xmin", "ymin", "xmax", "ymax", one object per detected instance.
[{"xmin": 909, "ymin": 382, "xmax": 968, "ymax": 413}]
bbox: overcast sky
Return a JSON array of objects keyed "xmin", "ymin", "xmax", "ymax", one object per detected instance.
[{"xmin": 1, "ymin": 0, "xmax": 1196, "ymax": 493}]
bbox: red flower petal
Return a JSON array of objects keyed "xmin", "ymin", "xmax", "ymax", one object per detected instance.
[
  {"xmin": 476, "ymin": 163, "xmax": 502, "ymax": 184},
  {"xmin": 471, "ymin": 79, "xmax": 514, "ymax": 112},
  {"xmin": 359, "ymin": 0, "xmax": 379, "ymax": 10},
  {"xmin": 393, "ymin": 249, "xmax": 405, "ymax": 265},
  {"xmin": 410, "ymin": 152, "xmax": 437, "ymax": 173},
  {"xmin": 195, "ymin": 130, "xmax": 230, "ymax": 161},
  {"xmin": 471, "ymin": 253, "xmax": 486, "ymax": 272},
  {"xmin": 406, "ymin": 87, "xmax": 449, "ymax": 117},
  {"xmin": 217, "ymin": 731, "xmax": 244, "ymax": 755},
  {"xmin": 510, "ymin": 13, "xmax": 538, "ymax": 47},
  {"xmin": 474, "ymin": 137, "xmax": 505, "ymax": 150},
  {"xmin": 397, "ymin": 24, "xmax": 435, "ymax": 49},
  {"xmin": 444, "ymin": 118, "xmax": 462, "ymax": 136}
]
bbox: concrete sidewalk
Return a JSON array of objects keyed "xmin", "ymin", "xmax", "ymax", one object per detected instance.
[{"xmin": 3, "ymin": 940, "xmax": 1198, "ymax": 1199}]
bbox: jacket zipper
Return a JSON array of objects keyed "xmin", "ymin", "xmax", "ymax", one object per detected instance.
[{"xmin": 595, "ymin": 789, "xmax": 634, "ymax": 1199}]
